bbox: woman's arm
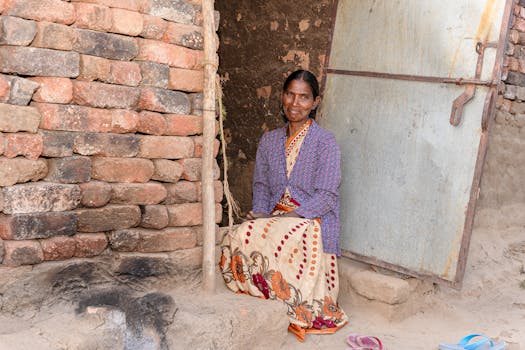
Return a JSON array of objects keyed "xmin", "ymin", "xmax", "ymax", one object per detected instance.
[{"xmin": 251, "ymin": 133, "xmax": 272, "ymax": 215}]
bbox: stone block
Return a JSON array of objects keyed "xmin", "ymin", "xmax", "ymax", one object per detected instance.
[
  {"xmin": 32, "ymin": 21, "xmax": 75, "ymax": 51},
  {"xmin": 40, "ymin": 130, "xmax": 76, "ymax": 157},
  {"xmin": 142, "ymin": 0, "xmax": 195, "ymax": 24},
  {"xmin": 166, "ymin": 203, "xmax": 202, "ymax": 227},
  {"xmin": 138, "ymin": 87, "xmax": 190, "ymax": 114},
  {"xmin": 73, "ymin": 81, "xmax": 140, "ymax": 109},
  {"xmin": 137, "ymin": 61, "xmax": 169, "ymax": 88},
  {"xmin": 163, "ymin": 180, "xmax": 198, "ymax": 204},
  {"xmin": 191, "ymin": 136, "xmax": 220, "ymax": 158},
  {"xmin": 196, "ymin": 180, "xmax": 223, "ymax": 203},
  {"xmin": 2, "ymin": 182, "xmax": 81, "ymax": 214},
  {"xmin": 107, "ymin": 61, "xmax": 141, "ymax": 86},
  {"xmin": 505, "ymin": 71, "xmax": 525, "ymax": 86},
  {"xmin": 45, "ymin": 156, "xmax": 92, "ymax": 183},
  {"xmin": 0, "ymin": 16, "xmax": 37, "ymax": 46},
  {"xmin": 349, "ymin": 270, "xmax": 411, "ymax": 305},
  {"xmin": 140, "ymin": 14, "xmax": 167, "ymax": 40},
  {"xmin": 0, "ymin": 211, "xmax": 77, "ymax": 240},
  {"xmin": 139, "ymin": 205, "xmax": 169, "ymax": 229},
  {"xmin": 139, "ymin": 227, "xmax": 196, "ymax": 252},
  {"xmin": 70, "ymin": 0, "xmax": 144, "ymax": 12},
  {"xmin": 3, "ymin": 132, "xmax": 43, "ymax": 160},
  {"xmin": 0, "ymin": 46, "xmax": 79, "ymax": 77},
  {"xmin": 29, "ymin": 77, "xmax": 73, "ymax": 104},
  {"xmin": 136, "ymin": 38, "xmax": 203, "ymax": 69},
  {"xmin": 73, "ymin": 3, "xmax": 113, "ymax": 32},
  {"xmin": 0, "ymin": 103, "xmax": 40, "ymax": 133},
  {"xmin": 79, "ymin": 181, "xmax": 111, "ymax": 208},
  {"xmin": 517, "ymin": 86, "xmax": 525, "ymax": 101},
  {"xmin": 180, "ymin": 158, "xmax": 219, "ymax": 181},
  {"xmin": 168, "ymin": 67, "xmax": 203, "ymax": 92},
  {"xmin": 74, "ymin": 233, "xmax": 108, "ymax": 257},
  {"xmin": 4, "ymin": 76, "xmax": 39, "ymax": 106},
  {"xmin": 73, "ymin": 28, "xmax": 139, "ymax": 61},
  {"xmin": 164, "ymin": 113, "xmax": 202, "ymax": 135},
  {"xmin": 4, "ymin": 0, "xmax": 75, "ymax": 25},
  {"xmin": 2, "ymin": 240, "xmax": 43, "ymax": 267},
  {"xmin": 91, "ymin": 157, "xmax": 154, "ymax": 183},
  {"xmin": 0, "ymin": 133, "xmax": 3, "ymax": 156},
  {"xmin": 0, "ymin": 74, "xmax": 9, "ymax": 102},
  {"xmin": 113, "ymin": 252, "xmax": 172, "ymax": 277},
  {"xmin": 0, "ymin": 157, "xmax": 47, "ymax": 186},
  {"xmin": 110, "ymin": 182, "xmax": 167, "ymax": 205},
  {"xmin": 137, "ymin": 111, "xmax": 166, "ymax": 135},
  {"xmin": 111, "ymin": 8, "xmax": 143, "ymax": 36},
  {"xmin": 73, "ymin": 133, "xmax": 139, "ymax": 157},
  {"xmin": 78, "ymin": 54, "xmax": 111, "ymax": 81},
  {"xmin": 163, "ymin": 22, "xmax": 203, "ymax": 50},
  {"xmin": 138, "ymin": 135, "xmax": 194, "ymax": 159},
  {"xmin": 504, "ymin": 84, "xmax": 517, "ymax": 100},
  {"xmin": 511, "ymin": 100, "xmax": 525, "ymax": 114},
  {"xmin": 108, "ymin": 228, "xmax": 140, "ymax": 252},
  {"xmin": 152, "ymin": 159, "xmax": 183, "ymax": 183},
  {"xmin": 41, "ymin": 235, "xmax": 76, "ymax": 261},
  {"xmin": 76, "ymin": 205, "xmax": 141, "ymax": 232}
]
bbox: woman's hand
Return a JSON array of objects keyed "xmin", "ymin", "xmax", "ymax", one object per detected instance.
[{"xmin": 246, "ymin": 211, "xmax": 272, "ymax": 220}]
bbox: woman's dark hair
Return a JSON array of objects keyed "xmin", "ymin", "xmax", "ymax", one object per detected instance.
[{"xmin": 281, "ymin": 69, "xmax": 320, "ymax": 122}]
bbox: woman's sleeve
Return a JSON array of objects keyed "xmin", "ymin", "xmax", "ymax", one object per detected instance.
[
  {"xmin": 295, "ymin": 134, "xmax": 341, "ymax": 219},
  {"xmin": 252, "ymin": 133, "xmax": 272, "ymax": 214}
]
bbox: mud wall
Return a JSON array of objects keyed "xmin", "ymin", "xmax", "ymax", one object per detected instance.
[
  {"xmin": 216, "ymin": 0, "xmax": 336, "ymax": 216},
  {"xmin": 0, "ymin": 0, "xmax": 221, "ymax": 268}
]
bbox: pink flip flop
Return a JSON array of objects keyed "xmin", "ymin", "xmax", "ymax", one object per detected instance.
[{"xmin": 346, "ymin": 333, "xmax": 384, "ymax": 350}]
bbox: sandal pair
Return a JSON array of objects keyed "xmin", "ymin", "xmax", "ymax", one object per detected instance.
[
  {"xmin": 439, "ymin": 334, "xmax": 506, "ymax": 350},
  {"xmin": 346, "ymin": 333, "xmax": 384, "ymax": 350}
]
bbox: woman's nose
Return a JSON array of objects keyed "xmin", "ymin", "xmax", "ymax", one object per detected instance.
[{"xmin": 292, "ymin": 95, "xmax": 300, "ymax": 106}]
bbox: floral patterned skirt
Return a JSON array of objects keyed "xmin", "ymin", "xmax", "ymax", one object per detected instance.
[{"xmin": 220, "ymin": 216, "xmax": 348, "ymax": 333}]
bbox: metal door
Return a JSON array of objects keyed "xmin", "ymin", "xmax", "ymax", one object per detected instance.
[{"xmin": 320, "ymin": 0, "xmax": 512, "ymax": 286}]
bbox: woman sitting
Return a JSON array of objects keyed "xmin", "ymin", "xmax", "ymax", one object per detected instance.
[{"xmin": 220, "ymin": 69, "xmax": 348, "ymax": 341}]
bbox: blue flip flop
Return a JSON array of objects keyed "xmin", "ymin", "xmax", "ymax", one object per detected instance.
[{"xmin": 439, "ymin": 334, "xmax": 506, "ymax": 350}]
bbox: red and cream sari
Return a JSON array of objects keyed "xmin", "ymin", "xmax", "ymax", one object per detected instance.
[{"xmin": 220, "ymin": 119, "xmax": 348, "ymax": 341}]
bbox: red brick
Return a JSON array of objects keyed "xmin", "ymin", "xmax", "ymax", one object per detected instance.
[
  {"xmin": 73, "ymin": 81, "xmax": 140, "ymax": 109},
  {"xmin": 78, "ymin": 54, "xmax": 111, "ymax": 81},
  {"xmin": 141, "ymin": 14, "xmax": 167, "ymax": 40},
  {"xmin": 0, "ymin": 132, "xmax": 4, "ymax": 155},
  {"xmin": 111, "ymin": 8, "xmax": 143, "ymax": 36},
  {"xmin": 137, "ymin": 111, "xmax": 166, "ymax": 135},
  {"xmin": 110, "ymin": 182, "xmax": 167, "ymax": 205},
  {"xmin": 0, "ymin": 211, "xmax": 77, "ymax": 240},
  {"xmin": 137, "ymin": 38, "xmax": 203, "ymax": 69},
  {"xmin": 138, "ymin": 87, "xmax": 190, "ymax": 114},
  {"xmin": 138, "ymin": 135, "xmax": 194, "ymax": 159},
  {"xmin": 5, "ymin": 76, "xmax": 39, "ymax": 106},
  {"xmin": 76, "ymin": 205, "xmax": 140, "ymax": 232},
  {"xmin": 0, "ymin": 75, "xmax": 10, "ymax": 102},
  {"xmin": 111, "ymin": 109, "xmax": 139, "ymax": 133},
  {"xmin": 2, "ymin": 183, "xmax": 81, "ymax": 214},
  {"xmin": 108, "ymin": 229, "xmax": 140, "ymax": 251},
  {"xmin": 0, "ymin": 157, "xmax": 47, "ymax": 186},
  {"xmin": 189, "ymin": 92, "xmax": 203, "ymax": 116},
  {"xmin": 0, "ymin": 46, "xmax": 80, "ymax": 77},
  {"xmin": 2, "ymin": 240, "xmax": 43, "ymax": 266},
  {"xmin": 74, "ymin": 28, "xmax": 139, "ymax": 61},
  {"xmin": 41, "ymin": 235, "xmax": 76, "ymax": 261},
  {"xmin": 74, "ymin": 233, "xmax": 108, "ymax": 257},
  {"xmin": 108, "ymin": 61, "xmax": 142, "ymax": 86},
  {"xmin": 29, "ymin": 77, "xmax": 73, "ymax": 104},
  {"xmin": 180, "ymin": 158, "xmax": 220, "ymax": 181},
  {"xmin": 163, "ymin": 22, "xmax": 203, "ymax": 50},
  {"xmin": 0, "ymin": 15, "xmax": 37, "ymax": 46},
  {"xmin": 32, "ymin": 21, "xmax": 75, "ymax": 51},
  {"xmin": 166, "ymin": 203, "xmax": 222, "ymax": 226},
  {"xmin": 516, "ymin": 17, "xmax": 525, "ymax": 33},
  {"xmin": 45, "ymin": 156, "xmax": 91, "ymax": 183},
  {"xmin": 196, "ymin": 180, "xmax": 223, "ymax": 203},
  {"xmin": 4, "ymin": 133, "xmax": 43, "ymax": 160},
  {"xmin": 91, "ymin": 157, "xmax": 154, "ymax": 182},
  {"xmin": 79, "ymin": 181, "xmax": 111, "ymax": 207},
  {"xmin": 164, "ymin": 114, "xmax": 202, "ymax": 135},
  {"xmin": 70, "ymin": 0, "xmax": 144, "ymax": 12},
  {"xmin": 73, "ymin": 133, "xmax": 139, "ymax": 157},
  {"xmin": 139, "ymin": 205, "xmax": 168, "ymax": 229},
  {"xmin": 139, "ymin": 227, "xmax": 196, "ymax": 252},
  {"xmin": 0, "ymin": 103, "xmax": 39, "ymax": 133},
  {"xmin": 164, "ymin": 181, "xmax": 197, "ymax": 204},
  {"xmin": 192, "ymin": 136, "xmax": 220, "ymax": 157},
  {"xmin": 73, "ymin": 3, "xmax": 112, "ymax": 31},
  {"xmin": 137, "ymin": 61, "xmax": 168, "ymax": 88},
  {"xmin": 152, "ymin": 159, "xmax": 183, "ymax": 183},
  {"xmin": 168, "ymin": 68, "xmax": 203, "ymax": 92},
  {"xmin": 40, "ymin": 130, "xmax": 76, "ymax": 157},
  {"xmin": 4, "ymin": 0, "xmax": 75, "ymax": 25}
]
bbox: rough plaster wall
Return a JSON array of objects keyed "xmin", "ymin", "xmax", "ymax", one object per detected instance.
[{"xmin": 216, "ymin": 0, "xmax": 335, "ymax": 216}]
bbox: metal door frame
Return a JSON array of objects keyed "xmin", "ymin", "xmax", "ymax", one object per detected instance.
[{"xmin": 320, "ymin": 0, "xmax": 514, "ymax": 288}]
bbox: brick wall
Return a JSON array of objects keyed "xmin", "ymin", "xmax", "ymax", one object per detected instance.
[{"xmin": 0, "ymin": 0, "xmax": 222, "ymax": 267}]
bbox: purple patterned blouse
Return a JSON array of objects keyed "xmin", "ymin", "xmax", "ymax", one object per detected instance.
[{"xmin": 252, "ymin": 120, "xmax": 342, "ymax": 255}]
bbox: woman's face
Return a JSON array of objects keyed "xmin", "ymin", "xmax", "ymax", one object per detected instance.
[{"xmin": 281, "ymin": 79, "xmax": 320, "ymax": 124}]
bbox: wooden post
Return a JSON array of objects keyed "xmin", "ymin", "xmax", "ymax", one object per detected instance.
[{"xmin": 201, "ymin": 0, "xmax": 217, "ymax": 293}]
